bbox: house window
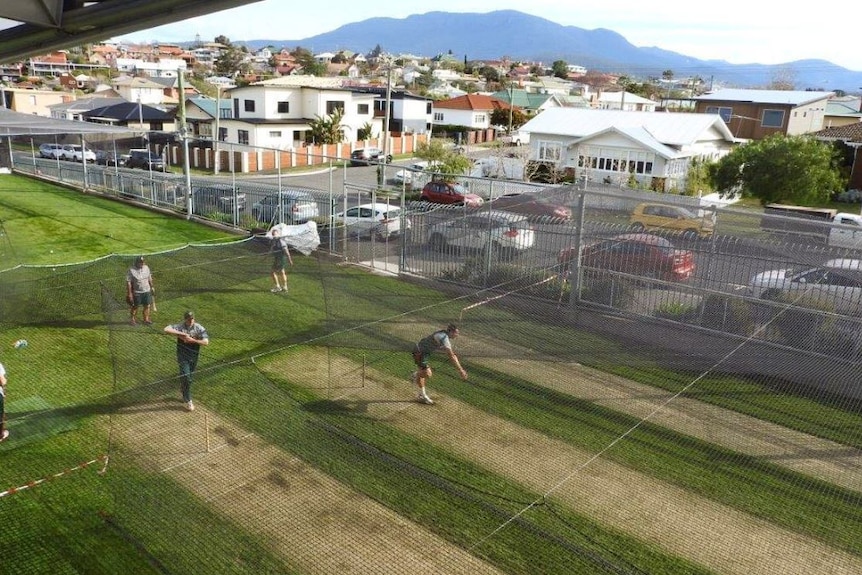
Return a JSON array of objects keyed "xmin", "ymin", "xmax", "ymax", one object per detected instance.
[
  {"xmin": 326, "ymin": 100, "xmax": 344, "ymax": 115},
  {"xmin": 761, "ymin": 109, "xmax": 785, "ymax": 128},
  {"xmin": 357, "ymin": 103, "xmax": 369, "ymax": 114},
  {"xmin": 150, "ymin": 122, "xmax": 164, "ymax": 131},
  {"xmin": 218, "ymin": 127, "xmax": 227, "ymax": 142},
  {"xmin": 269, "ymin": 131, "xmax": 282, "ymax": 138},
  {"xmin": 474, "ymin": 113, "xmax": 486, "ymax": 124},
  {"xmin": 277, "ymin": 101, "xmax": 289, "ymax": 113},
  {"xmin": 426, "ymin": 102, "xmax": 433, "ymax": 114},
  {"xmin": 433, "ymin": 112, "xmax": 444, "ymax": 122},
  {"xmin": 705, "ymin": 106, "xmax": 732, "ymax": 122},
  {"xmin": 537, "ymin": 141, "xmax": 562, "ymax": 162},
  {"xmin": 244, "ymin": 100, "xmax": 255, "ymax": 112},
  {"xmin": 238, "ymin": 130, "xmax": 249, "ymax": 145}
]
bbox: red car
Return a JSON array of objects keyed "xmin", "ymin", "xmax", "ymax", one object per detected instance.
[
  {"xmin": 559, "ymin": 233, "xmax": 696, "ymax": 282},
  {"xmin": 420, "ymin": 181, "xmax": 484, "ymax": 208},
  {"xmin": 491, "ymin": 193, "xmax": 571, "ymax": 221}
]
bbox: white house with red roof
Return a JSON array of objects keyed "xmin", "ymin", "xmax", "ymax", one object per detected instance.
[{"xmin": 432, "ymin": 94, "xmax": 511, "ymax": 129}]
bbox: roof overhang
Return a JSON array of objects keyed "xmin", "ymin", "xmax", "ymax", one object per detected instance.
[
  {"xmin": 0, "ymin": 0, "xmax": 264, "ymax": 64},
  {"xmin": 0, "ymin": 107, "xmax": 139, "ymax": 136}
]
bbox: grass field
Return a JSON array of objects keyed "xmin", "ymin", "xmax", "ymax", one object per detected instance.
[{"xmin": 1, "ymin": 173, "xmax": 861, "ymax": 575}]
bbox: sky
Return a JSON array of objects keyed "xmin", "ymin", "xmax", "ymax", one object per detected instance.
[{"xmin": 118, "ymin": 0, "xmax": 862, "ymax": 72}]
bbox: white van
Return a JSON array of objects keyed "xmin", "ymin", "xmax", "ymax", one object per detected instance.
[{"xmin": 829, "ymin": 213, "xmax": 862, "ymax": 249}]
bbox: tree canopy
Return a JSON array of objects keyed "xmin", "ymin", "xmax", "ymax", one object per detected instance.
[
  {"xmin": 708, "ymin": 134, "xmax": 846, "ymax": 205},
  {"xmin": 414, "ymin": 138, "xmax": 472, "ymax": 176}
]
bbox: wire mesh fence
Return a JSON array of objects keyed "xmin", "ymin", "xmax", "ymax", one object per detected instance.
[{"xmin": 1, "ymin": 237, "xmax": 862, "ymax": 574}]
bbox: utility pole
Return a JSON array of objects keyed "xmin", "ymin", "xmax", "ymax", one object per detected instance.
[
  {"xmin": 378, "ymin": 58, "xmax": 393, "ymax": 186},
  {"xmin": 214, "ymin": 85, "xmax": 221, "ymax": 175},
  {"xmin": 178, "ymin": 70, "xmax": 192, "ymax": 220}
]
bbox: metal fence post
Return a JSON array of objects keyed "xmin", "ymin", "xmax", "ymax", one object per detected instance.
[{"xmin": 569, "ymin": 193, "xmax": 586, "ymax": 311}]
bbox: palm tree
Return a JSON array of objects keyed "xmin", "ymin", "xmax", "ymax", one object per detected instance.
[{"xmin": 308, "ymin": 107, "xmax": 345, "ymax": 144}]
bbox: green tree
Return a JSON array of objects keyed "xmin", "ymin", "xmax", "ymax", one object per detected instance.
[
  {"xmin": 292, "ymin": 46, "xmax": 327, "ymax": 76},
  {"xmin": 551, "ymin": 60, "xmax": 569, "ymax": 79},
  {"xmin": 307, "ymin": 108, "xmax": 345, "ymax": 144},
  {"xmin": 708, "ymin": 134, "xmax": 845, "ymax": 205},
  {"xmin": 489, "ymin": 107, "xmax": 526, "ymax": 130},
  {"xmin": 414, "ymin": 138, "xmax": 472, "ymax": 177},
  {"xmin": 357, "ymin": 122, "xmax": 374, "ymax": 140}
]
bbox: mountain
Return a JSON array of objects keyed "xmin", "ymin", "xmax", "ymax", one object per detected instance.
[{"xmin": 243, "ymin": 10, "xmax": 862, "ymax": 91}]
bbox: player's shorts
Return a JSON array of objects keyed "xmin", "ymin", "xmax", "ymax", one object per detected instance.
[
  {"xmin": 133, "ymin": 291, "xmax": 153, "ymax": 306},
  {"xmin": 412, "ymin": 347, "xmax": 430, "ymax": 369},
  {"xmin": 272, "ymin": 251, "xmax": 287, "ymax": 271}
]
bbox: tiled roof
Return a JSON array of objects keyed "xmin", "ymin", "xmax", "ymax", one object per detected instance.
[
  {"xmin": 813, "ymin": 122, "xmax": 862, "ymax": 143},
  {"xmin": 433, "ymin": 94, "xmax": 510, "ymax": 111}
]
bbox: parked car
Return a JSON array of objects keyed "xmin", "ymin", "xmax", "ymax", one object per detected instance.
[
  {"xmin": 350, "ymin": 147, "xmax": 392, "ymax": 166},
  {"xmin": 393, "ymin": 161, "xmax": 441, "ymax": 185},
  {"xmin": 499, "ymin": 130, "xmax": 530, "ymax": 146},
  {"xmin": 559, "ymin": 233, "xmax": 696, "ymax": 282},
  {"xmin": 420, "ymin": 180, "xmax": 484, "ymax": 208},
  {"xmin": 95, "ymin": 150, "xmax": 125, "ymax": 167},
  {"xmin": 60, "ymin": 144, "xmax": 96, "ymax": 162},
  {"xmin": 629, "ymin": 202, "xmax": 714, "ymax": 238},
  {"xmin": 251, "ymin": 190, "xmax": 320, "ymax": 225},
  {"xmin": 38, "ymin": 143, "xmax": 63, "ymax": 159},
  {"xmin": 427, "ymin": 210, "xmax": 535, "ymax": 258},
  {"xmin": 747, "ymin": 258, "xmax": 862, "ymax": 314},
  {"xmin": 333, "ymin": 202, "xmax": 409, "ymax": 239},
  {"xmin": 191, "ymin": 184, "xmax": 246, "ymax": 215},
  {"xmin": 126, "ymin": 149, "xmax": 165, "ymax": 171},
  {"xmin": 491, "ymin": 193, "xmax": 572, "ymax": 222}
]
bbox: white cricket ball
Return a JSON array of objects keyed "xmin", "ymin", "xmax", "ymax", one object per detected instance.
[
  {"xmin": 13, "ymin": 339, "xmax": 28, "ymax": 349},
  {"xmin": 50, "ymin": 250, "xmax": 54, "ymax": 253}
]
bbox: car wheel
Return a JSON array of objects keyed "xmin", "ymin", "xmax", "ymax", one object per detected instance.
[
  {"xmin": 682, "ymin": 229, "xmax": 699, "ymax": 240},
  {"xmin": 429, "ymin": 233, "xmax": 447, "ymax": 252}
]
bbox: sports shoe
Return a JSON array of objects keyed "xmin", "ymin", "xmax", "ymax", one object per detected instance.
[
  {"xmin": 0, "ymin": 429, "xmax": 8, "ymax": 442},
  {"xmin": 185, "ymin": 401, "xmax": 195, "ymax": 412},
  {"xmin": 417, "ymin": 394, "xmax": 434, "ymax": 405},
  {"xmin": 129, "ymin": 318, "xmax": 137, "ymax": 326},
  {"xmin": 270, "ymin": 286, "xmax": 282, "ymax": 293}
]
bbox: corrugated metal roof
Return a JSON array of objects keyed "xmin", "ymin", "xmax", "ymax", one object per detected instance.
[
  {"xmin": 521, "ymin": 108, "xmax": 735, "ymax": 146},
  {"xmin": 695, "ymin": 89, "xmax": 834, "ymax": 106}
]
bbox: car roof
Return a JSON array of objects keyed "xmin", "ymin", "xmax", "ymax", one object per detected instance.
[
  {"xmin": 351, "ymin": 202, "xmax": 401, "ymax": 211},
  {"xmin": 607, "ymin": 233, "xmax": 675, "ymax": 247},
  {"xmin": 481, "ymin": 209, "xmax": 530, "ymax": 222},
  {"xmin": 823, "ymin": 258, "xmax": 862, "ymax": 270}
]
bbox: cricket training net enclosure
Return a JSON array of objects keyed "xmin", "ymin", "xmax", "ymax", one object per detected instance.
[{"xmin": 1, "ymin": 234, "xmax": 862, "ymax": 575}]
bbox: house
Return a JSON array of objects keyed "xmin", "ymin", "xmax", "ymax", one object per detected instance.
[
  {"xmin": 823, "ymin": 96, "xmax": 862, "ymax": 128},
  {"xmin": 490, "ymin": 88, "xmax": 564, "ymax": 117},
  {"xmin": 217, "ymin": 76, "xmax": 386, "ymax": 148},
  {"xmin": 1, "ymin": 86, "xmax": 74, "ymax": 116},
  {"xmin": 183, "ymin": 95, "xmax": 232, "ymax": 141},
  {"xmin": 48, "ymin": 96, "xmax": 127, "ymax": 121},
  {"xmin": 813, "ymin": 122, "xmax": 862, "ymax": 190},
  {"xmin": 350, "ymin": 87, "xmax": 433, "ymax": 134},
  {"xmin": 81, "ymin": 101, "xmax": 175, "ymax": 133},
  {"xmin": 519, "ymin": 108, "xmax": 738, "ymax": 191},
  {"xmin": 592, "ymin": 91, "xmax": 657, "ymax": 112},
  {"xmin": 111, "ymin": 76, "xmax": 167, "ymax": 106},
  {"xmin": 693, "ymin": 89, "xmax": 835, "ymax": 139},
  {"xmin": 432, "ymin": 94, "xmax": 511, "ymax": 129}
]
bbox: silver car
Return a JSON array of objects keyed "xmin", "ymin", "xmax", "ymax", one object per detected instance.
[
  {"xmin": 252, "ymin": 190, "xmax": 320, "ymax": 225},
  {"xmin": 748, "ymin": 258, "xmax": 862, "ymax": 314},
  {"xmin": 333, "ymin": 202, "xmax": 409, "ymax": 239},
  {"xmin": 427, "ymin": 210, "xmax": 535, "ymax": 258}
]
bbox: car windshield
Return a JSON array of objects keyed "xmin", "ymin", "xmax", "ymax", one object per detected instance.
[
  {"xmin": 675, "ymin": 207, "xmax": 698, "ymax": 219},
  {"xmin": 449, "ymin": 183, "xmax": 468, "ymax": 194}
]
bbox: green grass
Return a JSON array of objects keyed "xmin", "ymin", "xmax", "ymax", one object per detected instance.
[{"xmin": 2, "ymin": 174, "xmax": 861, "ymax": 574}]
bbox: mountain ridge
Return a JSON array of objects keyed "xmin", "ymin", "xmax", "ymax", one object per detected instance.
[{"xmin": 239, "ymin": 10, "xmax": 862, "ymax": 91}]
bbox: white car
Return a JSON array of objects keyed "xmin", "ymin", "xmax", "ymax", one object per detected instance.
[
  {"xmin": 60, "ymin": 144, "xmax": 96, "ymax": 162},
  {"xmin": 748, "ymin": 258, "xmax": 862, "ymax": 314},
  {"xmin": 393, "ymin": 161, "xmax": 442, "ymax": 185},
  {"xmin": 39, "ymin": 143, "xmax": 63, "ymax": 159},
  {"xmin": 427, "ymin": 210, "xmax": 535, "ymax": 258},
  {"xmin": 333, "ymin": 202, "xmax": 409, "ymax": 239}
]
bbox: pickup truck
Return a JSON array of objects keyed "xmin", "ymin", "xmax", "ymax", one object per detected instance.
[
  {"xmin": 760, "ymin": 204, "xmax": 862, "ymax": 249},
  {"xmin": 500, "ymin": 130, "xmax": 530, "ymax": 146}
]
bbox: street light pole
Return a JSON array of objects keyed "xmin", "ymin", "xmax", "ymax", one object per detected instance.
[
  {"xmin": 378, "ymin": 58, "xmax": 393, "ymax": 186},
  {"xmin": 214, "ymin": 85, "xmax": 221, "ymax": 175}
]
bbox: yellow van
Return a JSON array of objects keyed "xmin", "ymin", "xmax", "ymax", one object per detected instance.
[{"xmin": 629, "ymin": 202, "xmax": 714, "ymax": 238}]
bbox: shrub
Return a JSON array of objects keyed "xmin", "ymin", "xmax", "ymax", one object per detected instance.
[
  {"xmin": 580, "ymin": 273, "xmax": 635, "ymax": 308},
  {"xmin": 701, "ymin": 294, "xmax": 753, "ymax": 335},
  {"xmin": 655, "ymin": 302, "xmax": 699, "ymax": 322}
]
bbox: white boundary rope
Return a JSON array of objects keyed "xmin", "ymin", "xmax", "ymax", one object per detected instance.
[
  {"xmin": 0, "ymin": 454, "xmax": 108, "ymax": 498},
  {"xmin": 459, "ymin": 276, "xmax": 558, "ymax": 321}
]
